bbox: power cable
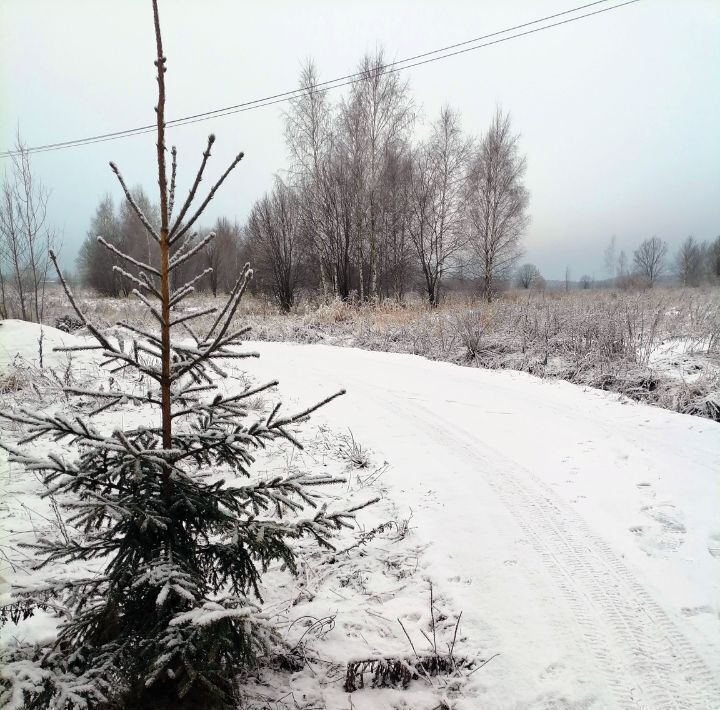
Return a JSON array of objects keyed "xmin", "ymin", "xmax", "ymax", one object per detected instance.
[{"xmin": 0, "ymin": 0, "xmax": 640, "ymax": 158}]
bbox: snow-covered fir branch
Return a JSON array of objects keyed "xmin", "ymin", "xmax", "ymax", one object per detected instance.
[
  {"xmin": 109, "ymin": 160, "xmax": 160, "ymax": 243},
  {"xmin": 168, "ymin": 267, "xmax": 213, "ymax": 306},
  {"xmin": 98, "ymin": 237, "xmax": 161, "ymax": 278},
  {"xmin": 168, "ymin": 231, "xmax": 215, "ymax": 272},
  {"xmin": 168, "ymin": 134, "xmax": 216, "ymax": 240},
  {"xmin": 112, "ymin": 265, "xmax": 162, "ymax": 299}
]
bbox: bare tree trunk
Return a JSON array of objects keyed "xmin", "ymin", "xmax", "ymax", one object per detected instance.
[
  {"xmin": 0, "ymin": 265, "xmax": 7, "ymax": 318},
  {"xmin": 484, "ymin": 269, "xmax": 493, "ymax": 303},
  {"xmin": 369, "ymin": 202, "xmax": 377, "ymax": 298},
  {"xmin": 428, "ymin": 278, "xmax": 439, "ymax": 308},
  {"xmin": 7, "ymin": 137, "xmax": 56, "ymax": 323},
  {"xmin": 2, "ymin": 182, "xmax": 28, "ymax": 320},
  {"xmin": 152, "ymin": 0, "xmax": 172, "ymax": 496},
  {"xmin": 20, "ymin": 153, "xmax": 41, "ymax": 321},
  {"xmin": 467, "ymin": 109, "xmax": 529, "ymax": 305},
  {"xmin": 319, "ymin": 260, "xmax": 328, "ymax": 298}
]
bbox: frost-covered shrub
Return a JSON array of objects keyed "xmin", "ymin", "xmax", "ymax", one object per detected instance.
[
  {"xmin": 450, "ymin": 308, "xmax": 487, "ymax": 360},
  {"xmin": 53, "ymin": 315, "xmax": 84, "ymax": 333}
]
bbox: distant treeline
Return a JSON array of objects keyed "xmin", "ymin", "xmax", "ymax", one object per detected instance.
[
  {"xmin": 78, "ymin": 51, "xmax": 530, "ymax": 308},
  {"xmin": 75, "ymin": 51, "xmax": 719, "ymax": 308}
]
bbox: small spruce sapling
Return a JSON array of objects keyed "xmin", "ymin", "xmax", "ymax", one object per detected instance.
[{"xmin": 0, "ymin": 2, "xmax": 369, "ymax": 708}]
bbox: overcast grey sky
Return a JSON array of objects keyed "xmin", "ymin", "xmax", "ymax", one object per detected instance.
[{"xmin": 1, "ymin": 0, "xmax": 718, "ymax": 280}]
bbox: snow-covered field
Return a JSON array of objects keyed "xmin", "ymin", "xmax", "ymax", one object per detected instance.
[
  {"xmin": 1, "ymin": 321, "xmax": 719, "ymax": 708},
  {"xmin": 243, "ymin": 341, "xmax": 720, "ymax": 708}
]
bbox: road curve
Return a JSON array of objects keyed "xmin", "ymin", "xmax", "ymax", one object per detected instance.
[{"xmin": 243, "ymin": 341, "xmax": 720, "ymax": 709}]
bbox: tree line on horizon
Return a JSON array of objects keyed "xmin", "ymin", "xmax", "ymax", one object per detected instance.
[
  {"xmin": 3, "ymin": 51, "xmax": 718, "ymax": 320},
  {"xmin": 76, "ymin": 185, "xmax": 720, "ymax": 309},
  {"xmin": 77, "ymin": 50, "xmax": 530, "ymax": 309},
  {"xmin": 516, "ymin": 234, "xmax": 720, "ymax": 293}
]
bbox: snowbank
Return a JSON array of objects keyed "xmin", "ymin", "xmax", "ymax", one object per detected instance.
[{"xmin": 0, "ymin": 320, "xmax": 84, "ymax": 371}]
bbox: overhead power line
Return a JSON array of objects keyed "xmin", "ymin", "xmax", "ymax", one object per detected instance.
[{"xmin": 0, "ymin": 0, "xmax": 640, "ymax": 158}]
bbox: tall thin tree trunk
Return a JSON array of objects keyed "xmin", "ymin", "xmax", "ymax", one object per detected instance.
[
  {"xmin": 484, "ymin": 268, "xmax": 493, "ymax": 303},
  {"xmin": 369, "ymin": 220, "xmax": 377, "ymax": 298},
  {"xmin": 9, "ymin": 243, "xmax": 27, "ymax": 321},
  {"xmin": 356, "ymin": 222, "xmax": 365, "ymax": 301},
  {"xmin": 3, "ymin": 187, "xmax": 28, "ymax": 320},
  {"xmin": 319, "ymin": 260, "xmax": 328, "ymax": 298},
  {"xmin": 0, "ymin": 268, "xmax": 7, "ymax": 318},
  {"xmin": 152, "ymin": 0, "xmax": 172, "ymax": 497}
]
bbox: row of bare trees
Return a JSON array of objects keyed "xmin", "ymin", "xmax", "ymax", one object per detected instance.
[
  {"xmin": 673, "ymin": 235, "xmax": 720, "ymax": 287},
  {"xmin": 600, "ymin": 235, "xmax": 720, "ymax": 289},
  {"xmin": 0, "ymin": 138, "xmax": 57, "ymax": 321},
  {"xmin": 74, "ymin": 53, "xmax": 528, "ymax": 310},
  {"xmin": 243, "ymin": 55, "xmax": 529, "ymax": 308},
  {"xmin": 77, "ymin": 188, "xmax": 245, "ymax": 298},
  {"xmin": 522, "ymin": 232, "xmax": 720, "ymax": 292}
]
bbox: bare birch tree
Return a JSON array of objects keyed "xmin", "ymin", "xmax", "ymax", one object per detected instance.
[
  {"xmin": 633, "ymin": 236, "xmax": 667, "ymax": 287},
  {"xmin": 408, "ymin": 107, "xmax": 470, "ymax": 306},
  {"xmin": 347, "ymin": 49, "xmax": 414, "ymax": 299},
  {"xmin": 516, "ymin": 263, "xmax": 541, "ymax": 289},
  {"xmin": 0, "ymin": 179, "xmax": 26, "ymax": 319},
  {"xmin": 0, "ymin": 135, "xmax": 56, "ymax": 321},
  {"xmin": 604, "ymin": 235, "xmax": 617, "ymax": 284},
  {"xmin": 617, "ymin": 250, "xmax": 629, "ymax": 288},
  {"xmin": 674, "ymin": 236, "xmax": 704, "ymax": 286},
  {"xmin": 377, "ymin": 141, "xmax": 413, "ymax": 299},
  {"xmin": 246, "ymin": 178, "xmax": 300, "ymax": 311},
  {"xmin": 284, "ymin": 61, "xmax": 335, "ymax": 294},
  {"xmin": 466, "ymin": 109, "xmax": 529, "ymax": 302}
]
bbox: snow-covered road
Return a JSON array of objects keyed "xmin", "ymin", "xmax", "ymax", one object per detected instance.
[{"xmin": 244, "ymin": 341, "xmax": 720, "ymax": 709}]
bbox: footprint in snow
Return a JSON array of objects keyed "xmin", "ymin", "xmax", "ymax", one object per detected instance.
[
  {"xmin": 643, "ymin": 504, "xmax": 686, "ymax": 533},
  {"xmin": 680, "ymin": 605, "xmax": 714, "ymax": 617},
  {"xmin": 631, "ymin": 503, "xmax": 686, "ymax": 557},
  {"xmin": 539, "ymin": 660, "xmax": 565, "ymax": 680},
  {"xmin": 636, "ymin": 481, "xmax": 657, "ymax": 501},
  {"xmin": 447, "ymin": 575, "xmax": 473, "ymax": 584},
  {"xmin": 707, "ymin": 532, "xmax": 720, "ymax": 559}
]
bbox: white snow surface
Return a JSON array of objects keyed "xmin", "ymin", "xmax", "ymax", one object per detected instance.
[
  {"xmin": 240, "ymin": 340, "xmax": 720, "ymax": 709},
  {"xmin": 1, "ymin": 323, "xmax": 719, "ymax": 708},
  {"xmin": 0, "ymin": 319, "xmax": 83, "ymax": 370}
]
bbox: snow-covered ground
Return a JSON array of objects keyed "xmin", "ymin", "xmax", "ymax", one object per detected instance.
[
  {"xmin": 649, "ymin": 336, "xmax": 717, "ymax": 385},
  {"xmin": 1, "ymin": 322, "xmax": 719, "ymax": 708},
  {"xmin": 0, "ymin": 319, "xmax": 80, "ymax": 370},
  {"xmin": 242, "ymin": 341, "xmax": 720, "ymax": 709}
]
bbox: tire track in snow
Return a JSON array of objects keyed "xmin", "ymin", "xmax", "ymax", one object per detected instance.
[
  {"xmin": 248, "ymin": 343, "xmax": 719, "ymax": 708},
  {"xmin": 397, "ymin": 396, "xmax": 720, "ymax": 710}
]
